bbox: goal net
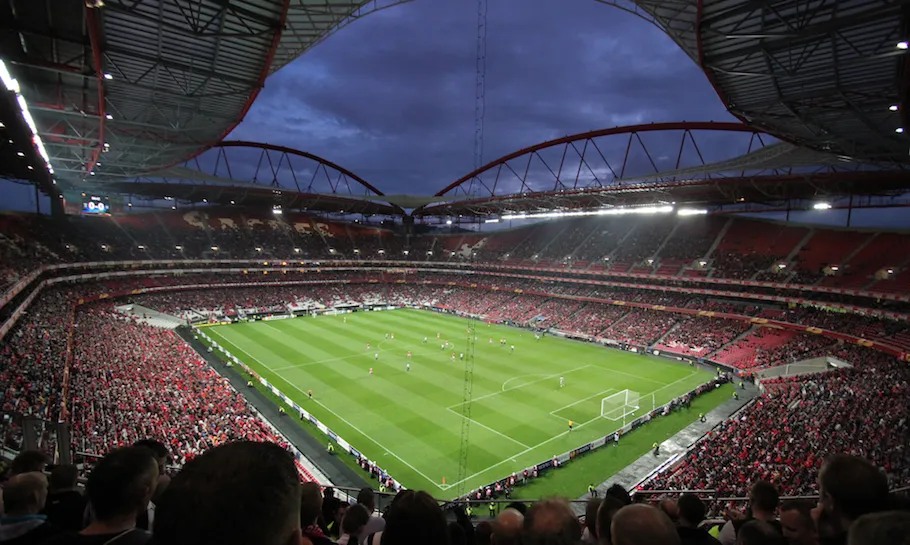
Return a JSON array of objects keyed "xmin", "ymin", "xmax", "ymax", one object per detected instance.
[{"xmin": 601, "ymin": 389, "xmax": 642, "ymax": 421}]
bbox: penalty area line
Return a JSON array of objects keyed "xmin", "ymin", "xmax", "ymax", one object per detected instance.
[{"xmin": 217, "ymin": 336, "xmax": 445, "ymax": 491}]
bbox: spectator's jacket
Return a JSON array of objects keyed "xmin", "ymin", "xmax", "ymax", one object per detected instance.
[
  {"xmin": 44, "ymin": 490, "xmax": 88, "ymax": 532},
  {"xmin": 0, "ymin": 515, "xmax": 58, "ymax": 544}
]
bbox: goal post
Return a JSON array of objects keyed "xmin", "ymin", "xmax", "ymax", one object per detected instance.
[{"xmin": 600, "ymin": 389, "xmax": 655, "ymax": 422}]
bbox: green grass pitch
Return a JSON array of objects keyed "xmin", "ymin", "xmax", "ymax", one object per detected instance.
[{"xmin": 205, "ymin": 308, "xmax": 720, "ymax": 498}]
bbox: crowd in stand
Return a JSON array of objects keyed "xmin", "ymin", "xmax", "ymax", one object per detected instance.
[
  {"xmin": 2, "ymin": 439, "xmax": 909, "ymax": 545},
  {"xmin": 641, "ymin": 346, "xmax": 910, "ymax": 507}
]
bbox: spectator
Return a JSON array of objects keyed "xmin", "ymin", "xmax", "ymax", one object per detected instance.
[
  {"xmin": 523, "ymin": 498, "xmax": 582, "ymax": 545},
  {"xmin": 778, "ymin": 501, "xmax": 816, "ymax": 545},
  {"xmin": 595, "ymin": 498, "xmax": 624, "ymax": 545},
  {"xmin": 847, "ymin": 511, "xmax": 910, "ymax": 545},
  {"xmin": 605, "ymin": 485, "xmax": 632, "ymax": 507},
  {"xmin": 492, "ymin": 508, "xmax": 523, "ymax": 545},
  {"xmin": 0, "ymin": 472, "xmax": 57, "ymax": 544},
  {"xmin": 813, "ymin": 455, "xmax": 890, "ymax": 545},
  {"xmin": 610, "ymin": 504, "xmax": 680, "ymax": 545},
  {"xmin": 300, "ymin": 482, "xmax": 335, "ymax": 545},
  {"xmin": 381, "ymin": 490, "xmax": 447, "ymax": 545},
  {"xmin": 132, "ymin": 439, "xmax": 171, "ymax": 502},
  {"xmin": 9, "ymin": 451, "xmax": 47, "ymax": 477},
  {"xmin": 44, "ymin": 447, "xmax": 157, "ymax": 545},
  {"xmin": 154, "ymin": 441, "xmax": 300, "ymax": 545},
  {"xmin": 475, "ymin": 521, "xmax": 493, "ymax": 545},
  {"xmin": 355, "ymin": 488, "xmax": 385, "ymax": 541},
  {"xmin": 676, "ymin": 494, "xmax": 720, "ymax": 545},
  {"xmin": 718, "ymin": 481, "xmax": 781, "ymax": 545},
  {"xmin": 337, "ymin": 504, "xmax": 369, "ymax": 545},
  {"xmin": 735, "ymin": 521, "xmax": 786, "ymax": 545},
  {"xmin": 43, "ymin": 465, "xmax": 87, "ymax": 532},
  {"xmin": 659, "ymin": 499, "xmax": 680, "ymax": 524},
  {"xmin": 583, "ymin": 498, "xmax": 603, "ymax": 544}
]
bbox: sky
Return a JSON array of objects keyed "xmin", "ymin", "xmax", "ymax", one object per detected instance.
[
  {"xmin": 226, "ymin": 0, "xmax": 733, "ymax": 195},
  {"xmin": 5, "ymin": 0, "xmax": 909, "ymax": 228}
]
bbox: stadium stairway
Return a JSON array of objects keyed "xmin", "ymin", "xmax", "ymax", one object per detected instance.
[{"xmin": 572, "ymin": 380, "xmax": 760, "ymax": 513}]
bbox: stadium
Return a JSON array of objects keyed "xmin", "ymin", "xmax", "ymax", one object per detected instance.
[{"xmin": 0, "ymin": 1, "xmax": 909, "ymax": 545}]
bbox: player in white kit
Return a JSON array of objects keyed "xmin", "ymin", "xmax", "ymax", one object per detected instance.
[{"xmin": 559, "ymin": 376, "xmax": 565, "ymax": 388}]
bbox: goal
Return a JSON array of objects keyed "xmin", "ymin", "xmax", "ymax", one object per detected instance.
[{"xmin": 601, "ymin": 389, "xmax": 645, "ymax": 421}]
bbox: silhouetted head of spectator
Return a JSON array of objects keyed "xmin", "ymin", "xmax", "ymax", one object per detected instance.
[
  {"xmin": 779, "ymin": 500, "xmax": 816, "ymax": 545},
  {"xmin": 658, "ymin": 499, "xmax": 679, "ymax": 524},
  {"xmin": 676, "ymin": 494, "xmax": 706, "ymax": 528},
  {"xmin": 381, "ymin": 490, "xmax": 447, "ymax": 545},
  {"xmin": 605, "ymin": 485, "xmax": 631, "ymax": 506},
  {"xmin": 357, "ymin": 487, "xmax": 376, "ymax": 512},
  {"xmin": 341, "ymin": 503, "xmax": 370, "ymax": 545},
  {"xmin": 506, "ymin": 502, "xmax": 528, "ymax": 515},
  {"xmin": 48, "ymin": 464, "xmax": 79, "ymax": 492},
  {"xmin": 132, "ymin": 439, "xmax": 169, "ymax": 473},
  {"xmin": 749, "ymin": 481, "xmax": 779, "ymax": 520},
  {"xmin": 815, "ymin": 455, "xmax": 890, "ymax": 538},
  {"xmin": 3, "ymin": 472, "xmax": 48, "ymax": 515},
  {"xmin": 154, "ymin": 441, "xmax": 300, "ymax": 545},
  {"xmin": 523, "ymin": 498, "xmax": 582, "ymax": 545},
  {"xmin": 493, "ymin": 507, "xmax": 524, "ymax": 545},
  {"xmin": 847, "ymin": 511, "xmax": 910, "ymax": 545},
  {"xmin": 611, "ymin": 504, "xmax": 680, "ymax": 545},
  {"xmin": 475, "ymin": 521, "xmax": 493, "ymax": 545},
  {"xmin": 736, "ymin": 520, "xmax": 786, "ymax": 545},
  {"xmin": 447, "ymin": 521, "xmax": 467, "ymax": 545},
  {"xmin": 585, "ymin": 498, "xmax": 603, "ymax": 540},
  {"xmin": 10, "ymin": 450, "xmax": 48, "ymax": 476},
  {"xmin": 300, "ymin": 481, "xmax": 323, "ymax": 529},
  {"xmin": 87, "ymin": 447, "xmax": 158, "ymax": 526},
  {"xmin": 596, "ymin": 497, "xmax": 624, "ymax": 545}
]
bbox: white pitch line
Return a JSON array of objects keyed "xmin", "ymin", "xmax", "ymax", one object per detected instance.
[
  {"xmin": 449, "ymin": 365, "xmax": 593, "ymax": 410},
  {"xmin": 440, "ymin": 370, "xmax": 704, "ymax": 491},
  {"xmin": 548, "ymin": 388, "xmax": 617, "ymax": 418},
  {"xmin": 445, "ymin": 407, "xmax": 531, "ymax": 449},
  {"xmin": 219, "ymin": 335, "xmax": 445, "ymax": 490}
]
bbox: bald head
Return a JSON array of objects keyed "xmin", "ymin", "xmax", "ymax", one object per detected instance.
[
  {"xmin": 493, "ymin": 508, "xmax": 524, "ymax": 545},
  {"xmin": 611, "ymin": 505, "xmax": 680, "ymax": 545},
  {"xmin": 658, "ymin": 499, "xmax": 679, "ymax": 523},
  {"xmin": 524, "ymin": 499, "xmax": 582, "ymax": 545},
  {"xmin": 3, "ymin": 472, "xmax": 49, "ymax": 515}
]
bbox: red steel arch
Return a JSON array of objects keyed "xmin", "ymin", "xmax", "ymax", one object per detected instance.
[
  {"xmin": 216, "ymin": 141, "xmax": 386, "ymax": 197},
  {"xmin": 433, "ymin": 121, "xmax": 767, "ymax": 197}
]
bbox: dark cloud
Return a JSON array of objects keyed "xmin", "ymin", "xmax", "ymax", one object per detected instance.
[{"xmin": 228, "ymin": 0, "xmax": 734, "ymax": 196}]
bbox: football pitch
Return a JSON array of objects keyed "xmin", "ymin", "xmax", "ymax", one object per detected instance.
[{"xmin": 205, "ymin": 308, "xmax": 717, "ymax": 498}]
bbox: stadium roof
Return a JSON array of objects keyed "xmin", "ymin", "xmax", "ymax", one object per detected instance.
[
  {"xmin": 621, "ymin": 0, "xmax": 909, "ymax": 164},
  {"xmin": 0, "ymin": 0, "xmax": 405, "ymax": 187}
]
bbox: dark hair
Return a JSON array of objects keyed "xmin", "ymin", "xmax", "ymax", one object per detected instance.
[
  {"xmin": 10, "ymin": 450, "xmax": 48, "ymax": 475},
  {"xmin": 524, "ymin": 498, "xmax": 582, "ymax": 545},
  {"xmin": 133, "ymin": 439, "xmax": 170, "ymax": 462},
  {"xmin": 677, "ymin": 494, "xmax": 707, "ymax": 525},
  {"xmin": 605, "ymin": 484, "xmax": 631, "ymax": 506},
  {"xmin": 820, "ymin": 455, "xmax": 890, "ymax": 521},
  {"xmin": 596, "ymin": 497, "xmax": 624, "ymax": 545},
  {"xmin": 49, "ymin": 464, "xmax": 79, "ymax": 491},
  {"xmin": 475, "ymin": 521, "xmax": 493, "ymax": 545},
  {"xmin": 300, "ymin": 481, "xmax": 323, "ymax": 528},
  {"xmin": 154, "ymin": 441, "xmax": 300, "ymax": 545},
  {"xmin": 382, "ymin": 490, "xmax": 448, "ymax": 545},
  {"xmin": 87, "ymin": 447, "xmax": 158, "ymax": 521},
  {"xmin": 736, "ymin": 520, "xmax": 786, "ymax": 545},
  {"xmin": 848, "ymin": 511, "xmax": 910, "ymax": 545},
  {"xmin": 342, "ymin": 503, "xmax": 371, "ymax": 545},
  {"xmin": 357, "ymin": 487, "xmax": 376, "ymax": 510},
  {"xmin": 749, "ymin": 481, "xmax": 780, "ymax": 513},
  {"xmin": 506, "ymin": 501, "xmax": 528, "ymax": 515},
  {"xmin": 585, "ymin": 498, "xmax": 603, "ymax": 537}
]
